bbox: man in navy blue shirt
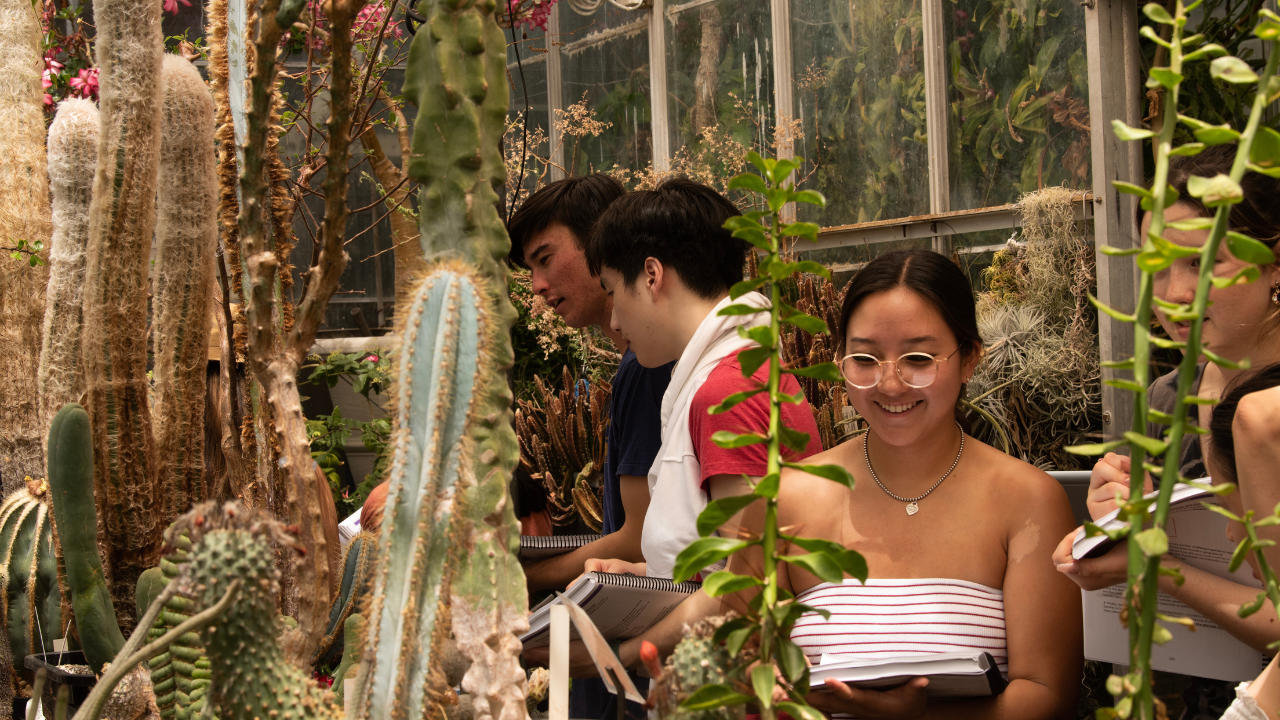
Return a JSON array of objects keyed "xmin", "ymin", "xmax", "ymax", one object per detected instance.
[{"xmin": 509, "ymin": 174, "xmax": 671, "ymax": 720}]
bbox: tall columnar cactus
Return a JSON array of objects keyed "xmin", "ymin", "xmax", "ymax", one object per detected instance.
[
  {"xmin": 45, "ymin": 403, "xmax": 126, "ymax": 674},
  {"xmin": 355, "ymin": 263, "xmax": 492, "ymax": 720},
  {"xmin": 173, "ymin": 503, "xmax": 338, "ymax": 720},
  {"xmin": 0, "ymin": 0, "xmax": 54, "ymax": 495},
  {"xmin": 145, "ymin": 534, "xmax": 211, "ymax": 720},
  {"xmin": 153, "ymin": 55, "xmax": 218, "ymax": 525},
  {"xmin": 401, "ymin": 3, "xmax": 527, "ymax": 719},
  {"xmin": 37, "ymin": 101, "xmax": 100, "ymax": 446},
  {"xmin": 80, "ymin": 0, "xmax": 164, "ymax": 633},
  {"xmin": 0, "ymin": 480, "xmax": 63, "ymax": 678}
]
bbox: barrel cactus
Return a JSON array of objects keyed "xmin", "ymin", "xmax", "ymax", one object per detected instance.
[
  {"xmin": 652, "ymin": 616, "xmax": 745, "ymax": 720},
  {"xmin": 0, "ymin": 479, "xmax": 63, "ymax": 681}
]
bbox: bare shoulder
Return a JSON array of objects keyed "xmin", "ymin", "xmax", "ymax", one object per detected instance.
[
  {"xmin": 965, "ymin": 435, "xmax": 1072, "ymax": 520},
  {"xmin": 1234, "ymin": 386, "xmax": 1280, "ymax": 444},
  {"xmin": 777, "ymin": 444, "xmax": 853, "ymax": 503}
]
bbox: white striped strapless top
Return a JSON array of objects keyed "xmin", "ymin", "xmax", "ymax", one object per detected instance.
[{"xmin": 791, "ymin": 578, "xmax": 1008, "ymax": 673}]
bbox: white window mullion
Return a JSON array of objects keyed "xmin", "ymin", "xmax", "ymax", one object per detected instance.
[
  {"xmin": 648, "ymin": 1, "xmax": 671, "ymax": 172},
  {"xmin": 921, "ymin": 0, "xmax": 951, "ymax": 254},
  {"xmin": 547, "ymin": 8, "xmax": 565, "ymax": 180}
]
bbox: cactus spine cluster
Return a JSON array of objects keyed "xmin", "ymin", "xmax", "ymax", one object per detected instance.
[
  {"xmin": 45, "ymin": 403, "xmax": 126, "ymax": 673},
  {"xmin": 356, "ymin": 263, "xmax": 491, "ymax": 720},
  {"xmin": 0, "ymin": 480, "xmax": 62, "ymax": 675},
  {"xmin": 80, "ymin": 0, "xmax": 165, "ymax": 632},
  {"xmin": 175, "ymin": 503, "xmax": 338, "ymax": 720},
  {"xmin": 654, "ymin": 617, "xmax": 744, "ymax": 720},
  {"xmin": 399, "ymin": 2, "xmax": 528, "ymax": 719},
  {"xmin": 37, "ymin": 101, "xmax": 100, "ymax": 445},
  {"xmin": 153, "ymin": 55, "xmax": 218, "ymax": 525}
]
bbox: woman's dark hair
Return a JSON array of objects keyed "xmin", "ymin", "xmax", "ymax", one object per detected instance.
[
  {"xmin": 836, "ymin": 249, "xmax": 983, "ymax": 360},
  {"xmin": 1209, "ymin": 362, "xmax": 1280, "ymax": 484},
  {"xmin": 1162, "ymin": 144, "xmax": 1280, "ymax": 248}
]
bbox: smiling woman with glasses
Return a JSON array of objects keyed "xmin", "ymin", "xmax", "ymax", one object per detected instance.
[{"xmin": 715, "ymin": 248, "xmax": 1086, "ymax": 720}]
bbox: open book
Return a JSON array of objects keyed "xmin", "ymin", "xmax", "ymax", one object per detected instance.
[
  {"xmin": 1075, "ymin": 481, "xmax": 1269, "ymax": 681},
  {"xmin": 521, "ymin": 571, "xmax": 700, "ymax": 648},
  {"xmin": 519, "ymin": 534, "xmax": 602, "ymax": 561},
  {"xmin": 1072, "ymin": 483, "xmax": 1211, "ymax": 559},
  {"xmin": 808, "ymin": 651, "xmax": 1007, "ymax": 699}
]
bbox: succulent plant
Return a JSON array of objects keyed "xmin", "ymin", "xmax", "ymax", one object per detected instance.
[
  {"xmin": 651, "ymin": 616, "xmax": 745, "ymax": 720},
  {"xmin": 143, "ymin": 533, "xmax": 211, "ymax": 720},
  {"xmin": 311, "ymin": 531, "xmax": 375, "ymax": 671},
  {"xmin": 0, "ymin": 479, "xmax": 62, "ymax": 683}
]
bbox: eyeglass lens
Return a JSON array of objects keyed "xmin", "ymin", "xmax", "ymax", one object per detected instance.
[{"xmin": 840, "ymin": 353, "xmax": 940, "ymax": 389}]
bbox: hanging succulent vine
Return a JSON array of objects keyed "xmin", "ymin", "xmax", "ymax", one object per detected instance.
[{"xmin": 1071, "ymin": 6, "xmax": 1280, "ymax": 719}]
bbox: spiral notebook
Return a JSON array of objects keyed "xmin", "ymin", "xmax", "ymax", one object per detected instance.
[
  {"xmin": 520, "ymin": 571, "xmax": 701, "ymax": 648},
  {"xmin": 809, "ymin": 651, "xmax": 1008, "ymax": 698},
  {"xmin": 519, "ymin": 534, "xmax": 603, "ymax": 560}
]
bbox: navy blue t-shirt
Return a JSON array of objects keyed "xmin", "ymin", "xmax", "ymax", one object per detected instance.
[
  {"xmin": 571, "ymin": 347, "xmax": 670, "ymax": 720},
  {"xmin": 601, "ymin": 347, "xmax": 672, "ymax": 534}
]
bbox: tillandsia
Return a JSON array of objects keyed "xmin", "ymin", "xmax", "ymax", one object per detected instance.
[
  {"xmin": 1068, "ymin": 5, "xmax": 1280, "ymax": 719},
  {"xmin": 669, "ymin": 152, "xmax": 867, "ymax": 720}
]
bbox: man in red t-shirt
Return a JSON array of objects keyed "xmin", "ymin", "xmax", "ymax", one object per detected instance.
[{"xmin": 581, "ymin": 177, "xmax": 823, "ymax": 579}]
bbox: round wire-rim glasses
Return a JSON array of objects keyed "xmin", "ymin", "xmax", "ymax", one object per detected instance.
[{"xmin": 837, "ymin": 348, "xmax": 961, "ymax": 389}]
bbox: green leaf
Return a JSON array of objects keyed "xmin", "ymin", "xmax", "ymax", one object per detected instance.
[
  {"xmin": 754, "ymin": 472, "xmax": 781, "ymax": 498},
  {"xmin": 1089, "ymin": 294, "xmax": 1136, "ymax": 323},
  {"xmin": 712, "ymin": 431, "xmax": 768, "ymax": 449},
  {"xmin": 1210, "ymin": 56, "xmax": 1259, "ymax": 84},
  {"xmin": 771, "ymin": 159, "xmax": 801, "ymax": 184},
  {"xmin": 1066, "ymin": 439, "xmax": 1129, "ymax": 456},
  {"xmin": 777, "ymin": 702, "xmax": 826, "ymax": 720},
  {"xmin": 1229, "ymin": 536, "xmax": 1253, "ymax": 573},
  {"xmin": 726, "ymin": 624, "xmax": 755, "ymax": 655},
  {"xmin": 1142, "ymin": 2, "xmax": 1174, "ymax": 23},
  {"xmin": 1113, "ymin": 180, "xmax": 1154, "ymax": 198},
  {"xmin": 1212, "ymin": 265, "xmax": 1260, "ymax": 289},
  {"xmin": 1148, "ymin": 68, "xmax": 1184, "ymax": 89},
  {"xmin": 1251, "ymin": 127, "xmax": 1280, "ymax": 171},
  {"xmin": 1134, "ymin": 527, "xmax": 1169, "ymax": 558},
  {"xmin": 1105, "ymin": 379, "xmax": 1146, "ymax": 392},
  {"xmin": 739, "ymin": 324, "xmax": 775, "ymax": 347},
  {"xmin": 712, "ymin": 615, "xmax": 755, "ymax": 645},
  {"xmin": 1100, "ymin": 245, "xmax": 1142, "ymax": 257},
  {"xmin": 787, "ymin": 362, "xmax": 842, "ymax": 382},
  {"xmin": 1187, "ymin": 173, "xmax": 1244, "ymax": 207},
  {"xmin": 1167, "ymin": 218, "xmax": 1214, "ymax": 232},
  {"xmin": 784, "ymin": 259, "xmax": 831, "ymax": 280},
  {"xmin": 1203, "ymin": 502, "xmax": 1243, "ymax": 523},
  {"xmin": 1123, "ymin": 431, "xmax": 1169, "ymax": 457},
  {"xmin": 745, "ymin": 151, "xmax": 769, "ymax": 175},
  {"xmin": 680, "ymin": 684, "xmax": 753, "ymax": 712},
  {"xmin": 1194, "ymin": 124, "xmax": 1242, "ymax": 146},
  {"xmin": 1183, "ymin": 43, "xmax": 1227, "ymax": 63},
  {"xmin": 731, "ymin": 226, "xmax": 771, "ymax": 251},
  {"xmin": 703, "ymin": 570, "xmax": 763, "ymax": 597},
  {"xmin": 1158, "ymin": 564, "xmax": 1186, "ymax": 586},
  {"xmin": 751, "ymin": 665, "xmax": 776, "ymax": 709},
  {"xmin": 1152, "ymin": 623, "xmax": 1174, "ymax": 645},
  {"xmin": 783, "ymin": 312, "xmax": 829, "ymax": 335},
  {"xmin": 697, "ymin": 495, "xmax": 761, "ymax": 536},
  {"xmin": 781, "ymin": 551, "xmax": 846, "ymax": 583},
  {"xmin": 1226, "ymin": 232, "xmax": 1277, "ymax": 264},
  {"xmin": 783, "ymin": 462, "xmax": 856, "ymax": 489},
  {"xmin": 1149, "ymin": 232, "xmax": 1202, "ymax": 258},
  {"xmin": 1257, "ymin": 9, "xmax": 1280, "ymax": 39},
  {"xmin": 672, "ymin": 537, "xmax": 752, "ymax": 583},
  {"xmin": 768, "ymin": 187, "xmax": 789, "ymax": 213},
  {"xmin": 777, "ymin": 638, "xmax": 810, "ymax": 683},
  {"xmin": 1239, "ymin": 591, "xmax": 1268, "ymax": 619},
  {"xmin": 1168, "ymin": 142, "xmax": 1207, "ymax": 157},
  {"xmin": 728, "ymin": 172, "xmax": 768, "ymax": 195},
  {"xmin": 792, "ymin": 190, "xmax": 827, "ymax": 209},
  {"xmin": 738, "ymin": 346, "xmax": 771, "ymax": 377},
  {"xmin": 719, "ymin": 303, "xmax": 767, "ymax": 317},
  {"xmin": 779, "ymin": 425, "xmax": 812, "ymax": 453},
  {"xmin": 780, "ymin": 222, "xmax": 822, "ymax": 242},
  {"xmin": 1203, "ymin": 347, "xmax": 1249, "ymax": 370},
  {"xmin": 1084, "ymin": 521, "xmax": 1131, "ymax": 542},
  {"xmin": 709, "ymin": 386, "xmax": 767, "ymax": 415},
  {"xmin": 1139, "ymin": 25, "xmax": 1171, "ymax": 47},
  {"xmin": 1111, "ymin": 122, "xmax": 1154, "ymax": 142},
  {"xmin": 787, "ymin": 537, "xmax": 869, "ymax": 583}
]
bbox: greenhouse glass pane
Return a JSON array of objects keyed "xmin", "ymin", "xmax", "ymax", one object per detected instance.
[
  {"xmin": 789, "ymin": 0, "xmax": 931, "ymax": 227},
  {"xmin": 558, "ymin": 4, "xmax": 653, "ymax": 175},
  {"xmin": 506, "ymin": 24, "xmax": 551, "ymax": 198},
  {"xmin": 945, "ymin": 0, "xmax": 1091, "ymax": 210},
  {"xmin": 664, "ymin": 0, "xmax": 775, "ymax": 181}
]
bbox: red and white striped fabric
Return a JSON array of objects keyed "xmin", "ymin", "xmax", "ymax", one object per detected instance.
[{"xmin": 791, "ymin": 578, "xmax": 1008, "ymax": 673}]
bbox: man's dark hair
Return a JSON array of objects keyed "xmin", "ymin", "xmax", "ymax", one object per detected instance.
[
  {"xmin": 507, "ymin": 173, "xmax": 626, "ymax": 268},
  {"xmin": 585, "ymin": 177, "xmax": 746, "ymax": 299}
]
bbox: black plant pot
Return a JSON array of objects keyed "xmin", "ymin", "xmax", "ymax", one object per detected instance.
[{"xmin": 23, "ymin": 651, "xmax": 96, "ymax": 717}]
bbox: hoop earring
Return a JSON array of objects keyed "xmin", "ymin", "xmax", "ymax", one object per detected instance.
[{"xmin": 1272, "ymin": 281, "xmax": 1280, "ymax": 307}]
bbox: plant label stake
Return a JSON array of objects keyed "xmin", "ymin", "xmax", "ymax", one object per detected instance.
[{"xmin": 550, "ymin": 604, "xmax": 569, "ymax": 720}]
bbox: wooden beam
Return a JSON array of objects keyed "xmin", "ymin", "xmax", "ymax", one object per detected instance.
[{"xmin": 648, "ymin": 2, "xmax": 670, "ymax": 172}]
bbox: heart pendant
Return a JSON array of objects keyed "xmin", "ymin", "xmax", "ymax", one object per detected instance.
[{"xmin": 906, "ymin": 502, "xmax": 919, "ymax": 516}]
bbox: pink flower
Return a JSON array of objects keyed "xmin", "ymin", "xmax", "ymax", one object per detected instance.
[
  {"xmin": 69, "ymin": 67, "xmax": 98, "ymax": 100},
  {"xmin": 351, "ymin": 4, "xmax": 403, "ymax": 41},
  {"xmin": 162, "ymin": 0, "xmax": 191, "ymax": 15},
  {"xmin": 42, "ymin": 69, "xmax": 54, "ymax": 89},
  {"xmin": 366, "ymin": 354, "xmax": 379, "ymax": 363},
  {"xmin": 508, "ymin": 0, "xmax": 556, "ymax": 31},
  {"xmin": 43, "ymin": 93, "xmax": 54, "ymax": 108},
  {"xmin": 42, "ymin": 57, "xmax": 63, "ymax": 88}
]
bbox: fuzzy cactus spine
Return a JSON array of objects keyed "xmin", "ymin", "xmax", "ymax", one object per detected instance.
[
  {"xmin": 402, "ymin": 2, "xmax": 527, "ymax": 718},
  {"xmin": 44, "ymin": 403, "xmax": 126, "ymax": 673},
  {"xmin": 0, "ymin": 481, "xmax": 62, "ymax": 680},
  {"xmin": 37, "ymin": 101, "xmax": 99, "ymax": 449},
  {"xmin": 81, "ymin": 0, "xmax": 165, "ymax": 633},
  {"xmin": 153, "ymin": 54, "xmax": 219, "ymax": 525}
]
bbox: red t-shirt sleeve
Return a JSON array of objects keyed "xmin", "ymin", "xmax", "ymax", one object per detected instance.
[{"xmin": 689, "ymin": 350, "xmax": 826, "ymax": 490}]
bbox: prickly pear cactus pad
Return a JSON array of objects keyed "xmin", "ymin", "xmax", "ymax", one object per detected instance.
[{"xmin": 172, "ymin": 503, "xmax": 338, "ymax": 720}]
